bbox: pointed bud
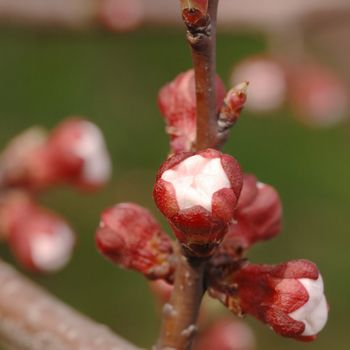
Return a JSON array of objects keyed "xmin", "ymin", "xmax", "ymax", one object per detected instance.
[
  {"xmin": 153, "ymin": 149, "xmax": 243, "ymax": 257},
  {"xmin": 194, "ymin": 319, "xmax": 255, "ymax": 350},
  {"xmin": 0, "ymin": 193, "xmax": 75, "ymax": 272},
  {"xmin": 218, "ymin": 82, "xmax": 248, "ymax": 135},
  {"xmin": 211, "ymin": 260, "xmax": 328, "ymax": 341},
  {"xmin": 96, "ymin": 203, "xmax": 174, "ymax": 281},
  {"xmin": 158, "ymin": 69, "xmax": 226, "ymax": 153},
  {"xmin": 181, "ymin": 1, "xmax": 209, "ymax": 28}
]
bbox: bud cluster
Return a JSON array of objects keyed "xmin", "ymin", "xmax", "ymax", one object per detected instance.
[
  {"xmin": 95, "ymin": 69, "xmax": 329, "ymax": 344},
  {"xmin": 0, "ymin": 117, "xmax": 111, "ymax": 272}
]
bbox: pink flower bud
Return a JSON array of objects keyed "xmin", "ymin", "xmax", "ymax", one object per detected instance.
[
  {"xmin": 1, "ymin": 194, "xmax": 75, "ymax": 272},
  {"xmin": 288, "ymin": 61, "xmax": 348, "ymax": 127},
  {"xmin": 95, "ymin": 203, "xmax": 174, "ymax": 281},
  {"xmin": 43, "ymin": 118, "xmax": 112, "ymax": 190},
  {"xmin": 194, "ymin": 319, "xmax": 255, "ymax": 350},
  {"xmin": 0, "ymin": 119, "xmax": 111, "ymax": 191},
  {"xmin": 153, "ymin": 149, "xmax": 243, "ymax": 257},
  {"xmin": 224, "ymin": 174, "xmax": 282, "ymax": 251},
  {"xmin": 217, "ymin": 260, "xmax": 328, "ymax": 341},
  {"xmin": 98, "ymin": 0, "xmax": 143, "ymax": 32},
  {"xmin": 158, "ymin": 69, "xmax": 226, "ymax": 153}
]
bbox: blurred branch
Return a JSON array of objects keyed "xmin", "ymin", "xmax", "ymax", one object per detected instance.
[{"xmin": 0, "ymin": 259, "xmax": 142, "ymax": 350}]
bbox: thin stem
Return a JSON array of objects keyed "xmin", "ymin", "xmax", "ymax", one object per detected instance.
[
  {"xmin": 156, "ymin": 1, "xmax": 220, "ymax": 349},
  {"xmin": 185, "ymin": 0, "xmax": 219, "ymax": 150},
  {"xmin": 156, "ymin": 245, "xmax": 205, "ymax": 350},
  {"xmin": 0, "ymin": 259, "xmax": 142, "ymax": 350}
]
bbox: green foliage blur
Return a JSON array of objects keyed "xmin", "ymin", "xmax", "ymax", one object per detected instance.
[{"xmin": 0, "ymin": 27, "xmax": 349, "ymax": 349}]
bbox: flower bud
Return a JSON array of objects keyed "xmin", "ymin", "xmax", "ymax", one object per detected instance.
[
  {"xmin": 96, "ymin": 203, "xmax": 174, "ymax": 281},
  {"xmin": 1, "ymin": 193, "xmax": 75, "ymax": 272},
  {"xmin": 98, "ymin": 0, "xmax": 143, "ymax": 32},
  {"xmin": 194, "ymin": 319, "xmax": 255, "ymax": 350},
  {"xmin": 288, "ymin": 61, "xmax": 348, "ymax": 127},
  {"xmin": 158, "ymin": 69, "xmax": 226, "ymax": 153},
  {"xmin": 214, "ymin": 260, "xmax": 328, "ymax": 341},
  {"xmin": 224, "ymin": 174, "xmax": 282, "ymax": 252},
  {"xmin": 43, "ymin": 118, "xmax": 112, "ymax": 190},
  {"xmin": 0, "ymin": 118, "xmax": 111, "ymax": 191},
  {"xmin": 153, "ymin": 148, "xmax": 243, "ymax": 257}
]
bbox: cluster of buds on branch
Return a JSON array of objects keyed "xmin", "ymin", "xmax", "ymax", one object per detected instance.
[
  {"xmin": 0, "ymin": 118, "xmax": 111, "ymax": 272},
  {"xmin": 95, "ymin": 1, "xmax": 329, "ymax": 348},
  {"xmin": 96, "ymin": 64, "xmax": 328, "ymax": 346}
]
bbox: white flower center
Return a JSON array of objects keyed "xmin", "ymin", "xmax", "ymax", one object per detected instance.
[
  {"xmin": 288, "ymin": 275, "xmax": 328, "ymax": 336},
  {"xmin": 161, "ymin": 155, "xmax": 230, "ymax": 212},
  {"xmin": 74, "ymin": 121, "xmax": 112, "ymax": 184},
  {"xmin": 31, "ymin": 224, "xmax": 75, "ymax": 272}
]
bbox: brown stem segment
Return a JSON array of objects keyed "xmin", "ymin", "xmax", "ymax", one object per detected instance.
[
  {"xmin": 156, "ymin": 2, "xmax": 219, "ymax": 349},
  {"xmin": 0, "ymin": 259, "xmax": 142, "ymax": 350},
  {"xmin": 183, "ymin": 0, "xmax": 219, "ymax": 150},
  {"xmin": 156, "ymin": 244, "xmax": 205, "ymax": 350}
]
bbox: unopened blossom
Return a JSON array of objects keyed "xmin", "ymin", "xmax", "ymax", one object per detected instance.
[
  {"xmin": 158, "ymin": 69, "xmax": 226, "ymax": 152},
  {"xmin": 211, "ymin": 260, "xmax": 328, "ymax": 341},
  {"xmin": 43, "ymin": 118, "xmax": 112, "ymax": 190},
  {"xmin": 96, "ymin": 203, "xmax": 174, "ymax": 281},
  {"xmin": 219, "ymin": 174, "xmax": 282, "ymax": 254},
  {"xmin": 153, "ymin": 148, "xmax": 242, "ymax": 257},
  {"xmin": 0, "ymin": 118, "xmax": 111, "ymax": 191},
  {"xmin": 288, "ymin": 61, "xmax": 348, "ymax": 127},
  {"xmin": 0, "ymin": 193, "xmax": 75, "ymax": 272},
  {"xmin": 98, "ymin": 0, "xmax": 143, "ymax": 32}
]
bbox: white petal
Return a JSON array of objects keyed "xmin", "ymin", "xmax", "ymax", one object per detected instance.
[
  {"xmin": 161, "ymin": 155, "xmax": 230, "ymax": 212},
  {"xmin": 289, "ymin": 275, "xmax": 328, "ymax": 336},
  {"xmin": 74, "ymin": 121, "xmax": 112, "ymax": 184}
]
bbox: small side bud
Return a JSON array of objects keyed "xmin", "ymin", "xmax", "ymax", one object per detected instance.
[
  {"xmin": 158, "ymin": 69, "xmax": 226, "ymax": 153},
  {"xmin": 0, "ymin": 193, "xmax": 75, "ymax": 273},
  {"xmin": 217, "ymin": 82, "xmax": 248, "ymax": 147},
  {"xmin": 95, "ymin": 203, "xmax": 174, "ymax": 281},
  {"xmin": 211, "ymin": 260, "xmax": 328, "ymax": 341},
  {"xmin": 153, "ymin": 149, "xmax": 243, "ymax": 257}
]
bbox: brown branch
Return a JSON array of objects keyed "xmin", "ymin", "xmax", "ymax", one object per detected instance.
[
  {"xmin": 155, "ymin": 244, "xmax": 205, "ymax": 350},
  {"xmin": 156, "ymin": 1, "xmax": 220, "ymax": 349},
  {"xmin": 0, "ymin": 259, "xmax": 142, "ymax": 350},
  {"xmin": 183, "ymin": 0, "xmax": 219, "ymax": 150}
]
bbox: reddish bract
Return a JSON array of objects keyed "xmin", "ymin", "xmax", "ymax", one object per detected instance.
[
  {"xmin": 96, "ymin": 203, "xmax": 174, "ymax": 281},
  {"xmin": 221, "ymin": 174, "xmax": 282, "ymax": 253},
  {"xmin": 158, "ymin": 69, "xmax": 226, "ymax": 153}
]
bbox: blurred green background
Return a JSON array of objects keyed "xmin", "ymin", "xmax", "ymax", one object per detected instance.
[{"xmin": 0, "ymin": 27, "xmax": 349, "ymax": 350}]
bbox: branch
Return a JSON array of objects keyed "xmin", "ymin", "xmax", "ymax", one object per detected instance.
[
  {"xmin": 155, "ymin": 245, "xmax": 205, "ymax": 350},
  {"xmin": 156, "ymin": 1, "xmax": 220, "ymax": 349},
  {"xmin": 0, "ymin": 259, "xmax": 142, "ymax": 350},
  {"xmin": 183, "ymin": 0, "xmax": 219, "ymax": 150}
]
